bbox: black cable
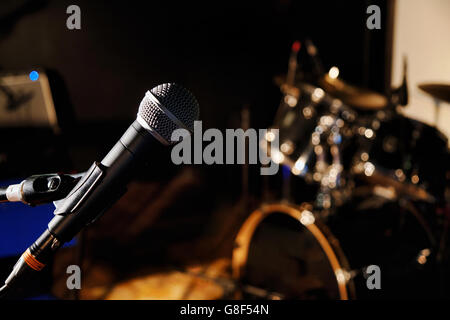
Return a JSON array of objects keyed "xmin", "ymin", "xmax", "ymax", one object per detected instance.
[
  {"xmin": 0, "ymin": 187, "xmax": 7, "ymax": 202},
  {"xmin": 0, "ymin": 285, "xmax": 8, "ymax": 299}
]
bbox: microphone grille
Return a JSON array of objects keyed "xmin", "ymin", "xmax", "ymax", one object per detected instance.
[{"xmin": 138, "ymin": 83, "xmax": 200, "ymax": 144}]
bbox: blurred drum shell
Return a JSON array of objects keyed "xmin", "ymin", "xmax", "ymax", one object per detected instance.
[
  {"xmin": 272, "ymin": 83, "xmax": 357, "ymax": 186},
  {"xmin": 354, "ymin": 114, "xmax": 448, "ymax": 203},
  {"xmin": 232, "ymin": 199, "xmax": 439, "ymax": 300}
]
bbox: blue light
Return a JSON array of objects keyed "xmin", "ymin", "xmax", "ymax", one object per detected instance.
[
  {"xmin": 0, "ymin": 178, "xmax": 76, "ymax": 258},
  {"xmin": 29, "ymin": 70, "xmax": 39, "ymax": 81},
  {"xmin": 334, "ymin": 134, "xmax": 342, "ymax": 144},
  {"xmin": 282, "ymin": 164, "xmax": 291, "ymax": 178}
]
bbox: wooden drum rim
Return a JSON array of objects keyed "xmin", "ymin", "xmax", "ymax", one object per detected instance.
[{"xmin": 231, "ymin": 202, "xmax": 352, "ymax": 300}]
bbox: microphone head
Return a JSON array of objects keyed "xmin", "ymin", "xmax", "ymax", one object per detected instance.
[{"xmin": 137, "ymin": 83, "xmax": 200, "ymax": 145}]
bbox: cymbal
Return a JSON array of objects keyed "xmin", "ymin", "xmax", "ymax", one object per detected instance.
[
  {"xmin": 319, "ymin": 75, "xmax": 388, "ymax": 110},
  {"xmin": 274, "ymin": 73, "xmax": 389, "ymax": 110},
  {"xmin": 418, "ymin": 83, "xmax": 450, "ymax": 104}
]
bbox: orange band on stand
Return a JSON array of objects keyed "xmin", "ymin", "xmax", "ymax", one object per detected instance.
[{"xmin": 22, "ymin": 249, "xmax": 45, "ymax": 271}]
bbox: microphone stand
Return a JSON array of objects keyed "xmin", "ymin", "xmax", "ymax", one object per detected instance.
[
  {"xmin": 0, "ymin": 172, "xmax": 84, "ymax": 207},
  {"xmin": 0, "ymin": 171, "xmax": 85, "ymax": 299}
]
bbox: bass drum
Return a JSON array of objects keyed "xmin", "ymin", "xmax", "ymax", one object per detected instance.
[
  {"xmin": 327, "ymin": 194, "xmax": 439, "ymax": 299},
  {"xmin": 232, "ymin": 203, "xmax": 355, "ymax": 300},
  {"xmin": 232, "ymin": 201, "xmax": 438, "ymax": 300}
]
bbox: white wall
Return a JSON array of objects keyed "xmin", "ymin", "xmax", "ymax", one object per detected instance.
[{"xmin": 392, "ymin": 0, "xmax": 450, "ymax": 144}]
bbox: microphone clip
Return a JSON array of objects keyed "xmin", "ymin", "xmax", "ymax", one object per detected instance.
[{"xmin": 0, "ymin": 172, "xmax": 84, "ymax": 206}]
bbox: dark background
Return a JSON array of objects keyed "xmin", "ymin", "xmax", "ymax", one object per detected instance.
[
  {"xmin": 0, "ymin": 0, "xmax": 397, "ymax": 299},
  {"xmin": 0, "ymin": 0, "xmax": 390, "ymax": 184},
  {"xmin": 0, "ymin": 0, "xmax": 389, "ymax": 126}
]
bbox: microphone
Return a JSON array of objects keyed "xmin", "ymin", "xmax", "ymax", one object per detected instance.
[{"xmin": 0, "ymin": 83, "xmax": 200, "ymax": 297}]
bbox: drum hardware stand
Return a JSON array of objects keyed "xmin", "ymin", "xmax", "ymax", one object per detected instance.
[
  {"xmin": 432, "ymin": 99, "xmax": 442, "ymax": 129},
  {"xmin": 241, "ymin": 105, "xmax": 250, "ymax": 214},
  {"xmin": 181, "ymin": 267, "xmax": 284, "ymax": 300},
  {"xmin": 286, "ymin": 41, "xmax": 300, "ymax": 86},
  {"xmin": 273, "ymin": 40, "xmax": 302, "ymax": 126},
  {"xmin": 390, "ymin": 56, "xmax": 408, "ymax": 107},
  {"xmin": 281, "ymin": 165, "xmax": 292, "ymax": 203},
  {"xmin": 436, "ymin": 205, "xmax": 449, "ymax": 297},
  {"xmin": 261, "ymin": 163, "xmax": 271, "ymax": 204},
  {"xmin": 304, "ymin": 38, "xmax": 325, "ymax": 78},
  {"xmin": 200, "ymin": 104, "xmax": 256, "ymax": 261}
]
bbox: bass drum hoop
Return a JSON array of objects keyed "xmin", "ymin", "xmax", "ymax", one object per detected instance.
[{"xmin": 232, "ymin": 203, "xmax": 356, "ymax": 300}]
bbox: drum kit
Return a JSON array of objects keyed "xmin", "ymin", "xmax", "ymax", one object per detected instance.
[
  {"xmin": 231, "ymin": 41, "xmax": 450, "ymax": 299},
  {"xmin": 75, "ymin": 42, "xmax": 450, "ymax": 301}
]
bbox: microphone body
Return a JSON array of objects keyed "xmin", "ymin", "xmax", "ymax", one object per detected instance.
[
  {"xmin": 0, "ymin": 83, "xmax": 200, "ymax": 297},
  {"xmin": 49, "ymin": 119, "xmax": 154, "ymax": 242}
]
